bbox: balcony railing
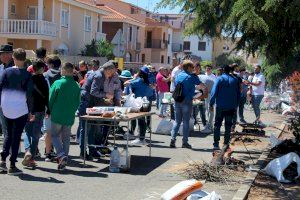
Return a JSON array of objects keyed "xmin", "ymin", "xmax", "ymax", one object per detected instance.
[
  {"xmin": 172, "ymin": 43, "xmax": 183, "ymax": 52},
  {"xmin": 145, "ymin": 39, "xmax": 168, "ymax": 49},
  {"xmin": 96, "ymin": 32, "xmax": 106, "ymax": 41},
  {"xmin": 0, "ymin": 19, "xmax": 56, "ymax": 37}
]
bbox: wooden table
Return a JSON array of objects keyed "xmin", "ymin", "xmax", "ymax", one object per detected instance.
[{"xmin": 80, "ymin": 112, "xmax": 155, "ymax": 166}]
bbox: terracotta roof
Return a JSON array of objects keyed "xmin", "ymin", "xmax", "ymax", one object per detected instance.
[
  {"xmin": 146, "ymin": 17, "xmax": 171, "ymax": 28},
  {"xmin": 99, "ymin": 6, "xmax": 146, "ymax": 27}
]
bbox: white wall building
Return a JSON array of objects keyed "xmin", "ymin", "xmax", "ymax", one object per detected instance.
[{"xmin": 154, "ymin": 14, "xmax": 213, "ymax": 63}]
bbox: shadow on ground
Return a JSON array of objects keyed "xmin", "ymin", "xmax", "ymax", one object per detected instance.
[{"xmin": 98, "ymin": 155, "xmax": 170, "ymax": 176}]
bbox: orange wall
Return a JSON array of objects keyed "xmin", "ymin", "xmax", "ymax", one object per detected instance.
[{"xmin": 7, "ymin": 39, "xmax": 37, "ymax": 50}]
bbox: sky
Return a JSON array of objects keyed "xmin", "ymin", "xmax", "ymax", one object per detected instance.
[{"xmin": 123, "ymin": 0, "xmax": 181, "ymax": 14}]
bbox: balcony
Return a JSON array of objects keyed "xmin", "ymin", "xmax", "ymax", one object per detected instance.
[
  {"xmin": 172, "ymin": 43, "xmax": 183, "ymax": 52},
  {"xmin": 96, "ymin": 32, "xmax": 106, "ymax": 41},
  {"xmin": 0, "ymin": 19, "xmax": 56, "ymax": 40},
  {"xmin": 145, "ymin": 39, "xmax": 167, "ymax": 49}
]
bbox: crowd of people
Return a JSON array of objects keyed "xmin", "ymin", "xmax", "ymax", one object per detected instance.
[{"xmin": 0, "ymin": 44, "xmax": 266, "ymax": 175}]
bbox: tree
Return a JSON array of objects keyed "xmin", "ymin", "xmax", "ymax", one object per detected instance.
[
  {"xmin": 81, "ymin": 39, "xmax": 114, "ymax": 59},
  {"xmin": 215, "ymin": 53, "xmax": 247, "ymax": 69},
  {"xmin": 97, "ymin": 40, "xmax": 114, "ymax": 60},
  {"xmin": 157, "ymin": 0, "xmax": 300, "ymax": 85}
]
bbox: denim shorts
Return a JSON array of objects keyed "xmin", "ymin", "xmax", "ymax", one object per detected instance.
[{"xmin": 42, "ymin": 116, "xmax": 51, "ymax": 133}]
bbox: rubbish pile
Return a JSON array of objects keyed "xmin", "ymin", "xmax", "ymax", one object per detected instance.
[{"xmin": 263, "ymin": 134, "xmax": 300, "ymax": 183}]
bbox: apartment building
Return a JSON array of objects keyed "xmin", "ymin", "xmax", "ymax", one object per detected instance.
[
  {"xmin": 97, "ymin": 0, "xmax": 173, "ymax": 66},
  {"xmin": 0, "ymin": 0, "xmax": 109, "ymax": 55},
  {"xmin": 155, "ymin": 14, "xmax": 213, "ymax": 63}
]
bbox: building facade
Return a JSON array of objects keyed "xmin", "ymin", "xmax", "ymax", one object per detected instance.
[{"xmin": 0, "ymin": 0, "xmax": 108, "ymax": 55}]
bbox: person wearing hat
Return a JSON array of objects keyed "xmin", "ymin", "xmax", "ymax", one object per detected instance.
[
  {"xmin": 125, "ymin": 66, "xmax": 155, "ymax": 145},
  {"xmin": 79, "ymin": 60, "xmax": 122, "ymax": 158},
  {"xmin": 0, "ymin": 44, "xmax": 14, "ymax": 70},
  {"xmin": 0, "ymin": 44, "xmax": 14, "ymax": 137},
  {"xmin": 209, "ymin": 65, "xmax": 240, "ymax": 150},
  {"xmin": 119, "ymin": 69, "xmax": 133, "ymax": 92}
]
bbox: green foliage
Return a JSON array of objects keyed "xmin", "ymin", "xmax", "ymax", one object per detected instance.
[
  {"xmin": 97, "ymin": 40, "xmax": 114, "ymax": 60},
  {"xmin": 81, "ymin": 39, "xmax": 114, "ymax": 59},
  {"xmin": 200, "ymin": 60, "xmax": 212, "ymax": 67},
  {"xmin": 215, "ymin": 53, "xmax": 247, "ymax": 68},
  {"xmin": 157, "ymin": 0, "xmax": 300, "ymax": 86}
]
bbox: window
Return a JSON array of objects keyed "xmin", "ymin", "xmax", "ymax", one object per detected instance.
[
  {"xmin": 28, "ymin": 6, "xmax": 37, "ymax": 20},
  {"xmin": 183, "ymin": 41, "xmax": 190, "ymax": 51},
  {"xmin": 61, "ymin": 9, "xmax": 69, "ymax": 27},
  {"xmin": 168, "ymin": 56, "xmax": 170, "ymax": 64},
  {"xmin": 142, "ymin": 54, "xmax": 145, "ymax": 63},
  {"xmin": 84, "ymin": 15, "xmax": 92, "ymax": 32},
  {"xmin": 168, "ymin": 34, "xmax": 171, "ymax": 44},
  {"xmin": 129, "ymin": 27, "xmax": 132, "ymax": 42},
  {"xmin": 131, "ymin": 7, "xmax": 135, "ymax": 14},
  {"xmin": 198, "ymin": 42, "xmax": 206, "ymax": 51},
  {"xmin": 11, "ymin": 4, "xmax": 16, "ymax": 15},
  {"xmin": 161, "ymin": 55, "xmax": 165, "ymax": 64}
]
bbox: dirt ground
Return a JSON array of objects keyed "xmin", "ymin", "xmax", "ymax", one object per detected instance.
[{"xmin": 247, "ymin": 125, "xmax": 300, "ymax": 200}]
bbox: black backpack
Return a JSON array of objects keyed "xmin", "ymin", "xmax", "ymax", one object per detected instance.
[{"xmin": 172, "ymin": 82, "xmax": 185, "ymax": 102}]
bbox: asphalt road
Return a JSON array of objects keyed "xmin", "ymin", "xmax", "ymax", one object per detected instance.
[{"xmin": 0, "ymin": 108, "xmax": 284, "ymax": 200}]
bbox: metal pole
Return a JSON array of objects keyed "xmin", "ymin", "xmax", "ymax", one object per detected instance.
[{"xmin": 84, "ymin": 119, "xmax": 87, "ymax": 167}]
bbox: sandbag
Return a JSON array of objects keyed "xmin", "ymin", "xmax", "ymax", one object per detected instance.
[
  {"xmin": 263, "ymin": 152, "xmax": 300, "ymax": 183},
  {"xmin": 155, "ymin": 119, "xmax": 174, "ymax": 135},
  {"xmin": 161, "ymin": 179, "xmax": 203, "ymax": 200}
]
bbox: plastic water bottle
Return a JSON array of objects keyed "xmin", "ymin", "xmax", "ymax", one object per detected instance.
[
  {"xmin": 119, "ymin": 147, "xmax": 131, "ymax": 172},
  {"xmin": 109, "ymin": 146, "xmax": 120, "ymax": 173}
]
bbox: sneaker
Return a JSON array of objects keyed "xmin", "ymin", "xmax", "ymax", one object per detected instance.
[
  {"xmin": 170, "ymin": 140, "xmax": 176, "ymax": 148},
  {"xmin": 58, "ymin": 156, "xmax": 68, "ymax": 171},
  {"xmin": 123, "ymin": 133, "xmax": 135, "ymax": 140},
  {"xmin": 182, "ymin": 143, "xmax": 192, "ymax": 149},
  {"xmin": 0, "ymin": 162, "xmax": 8, "ymax": 172},
  {"xmin": 45, "ymin": 153, "xmax": 56, "ymax": 162},
  {"xmin": 130, "ymin": 138, "xmax": 146, "ymax": 145},
  {"xmin": 193, "ymin": 125, "xmax": 198, "ymax": 130},
  {"xmin": 201, "ymin": 126, "xmax": 212, "ymax": 134},
  {"xmin": 22, "ymin": 152, "xmax": 32, "ymax": 166},
  {"xmin": 7, "ymin": 166, "xmax": 23, "ymax": 176},
  {"xmin": 23, "ymin": 159, "xmax": 37, "ymax": 168},
  {"xmin": 213, "ymin": 145, "xmax": 220, "ymax": 150}
]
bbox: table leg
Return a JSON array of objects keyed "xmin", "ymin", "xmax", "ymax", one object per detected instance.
[
  {"xmin": 84, "ymin": 120, "xmax": 87, "ymax": 167},
  {"xmin": 127, "ymin": 121, "xmax": 129, "ymax": 150},
  {"xmin": 113, "ymin": 120, "xmax": 116, "ymax": 146},
  {"xmin": 149, "ymin": 115, "xmax": 152, "ymax": 157}
]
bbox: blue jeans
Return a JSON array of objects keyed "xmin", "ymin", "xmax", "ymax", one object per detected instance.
[
  {"xmin": 213, "ymin": 108, "xmax": 235, "ymax": 147},
  {"xmin": 252, "ymin": 95, "xmax": 264, "ymax": 121},
  {"xmin": 159, "ymin": 92, "xmax": 167, "ymax": 116},
  {"xmin": 24, "ymin": 112, "xmax": 44, "ymax": 156},
  {"xmin": 50, "ymin": 122, "xmax": 71, "ymax": 158},
  {"xmin": 171, "ymin": 100, "xmax": 193, "ymax": 143},
  {"xmin": 0, "ymin": 107, "xmax": 7, "ymax": 136},
  {"xmin": 233, "ymin": 96, "xmax": 247, "ymax": 127}
]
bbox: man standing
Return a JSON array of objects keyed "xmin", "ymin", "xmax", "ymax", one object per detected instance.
[
  {"xmin": 0, "ymin": 44, "xmax": 14, "ymax": 137},
  {"xmin": 156, "ymin": 67, "xmax": 170, "ymax": 117},
  {"xmin": 248, "ymin": 64, "xmax": 266, "ymax": 126},
  {"xmin": 170, "ymin": 60, "xmax": 201, "ymax": 149},
  {"xmin": 210, "ymin": 65, "xmax": 240, "ymax": 150},
  {"xmin": 198, "ymin": 65, "xmax": 216, "ymax": 133}
]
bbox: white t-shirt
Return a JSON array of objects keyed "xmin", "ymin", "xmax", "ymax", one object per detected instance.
[
  {"xmin": 252, "ymin": 73, "xmax": 265, "ymax": 95},
  {"xmin": 170, "ymin": 66, "xmax": 182, "ymax": 92},
  {"xmin": 205, "ymin": 73, "xmax": 217, "ymax": 81}
]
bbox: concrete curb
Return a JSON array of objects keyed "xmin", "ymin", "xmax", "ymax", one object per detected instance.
[{"xmin": 232, "ymin": 123, "xmax": 286, "ymax": 200}]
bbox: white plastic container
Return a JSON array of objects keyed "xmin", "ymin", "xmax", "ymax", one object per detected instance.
[{"xmin": 109, "ymin": 146, "xmax": 120, "ymax": 173}]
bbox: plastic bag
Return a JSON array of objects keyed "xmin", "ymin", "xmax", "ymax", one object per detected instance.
[
  {"xmin": 161, "ymin": 179, "xmax": 203, "ymax": 200},
  {"xmin": 187, "ymin": 191, "xmax": 222, "ymax": 200},
  {"xmin": 281, "ymin": 102, "xmax": 292, "ymax": 116},
  {"xmin": 263, "ymin": 152, "xmax": 300, "ymax": 183},
  {"xmin": 270, "ymin": 134, "xmax": 283, "ymax": 149},
  {"xmin": 123, "ymin": 94, "xmax": 143, "ymax": 109},
  {"xmin": 155, "ymin": 119, "xmax": 174, "ymax": 135},
  {"xmin": 179, "ymin": 118, "xmax": 195, "ymax": 136}
]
